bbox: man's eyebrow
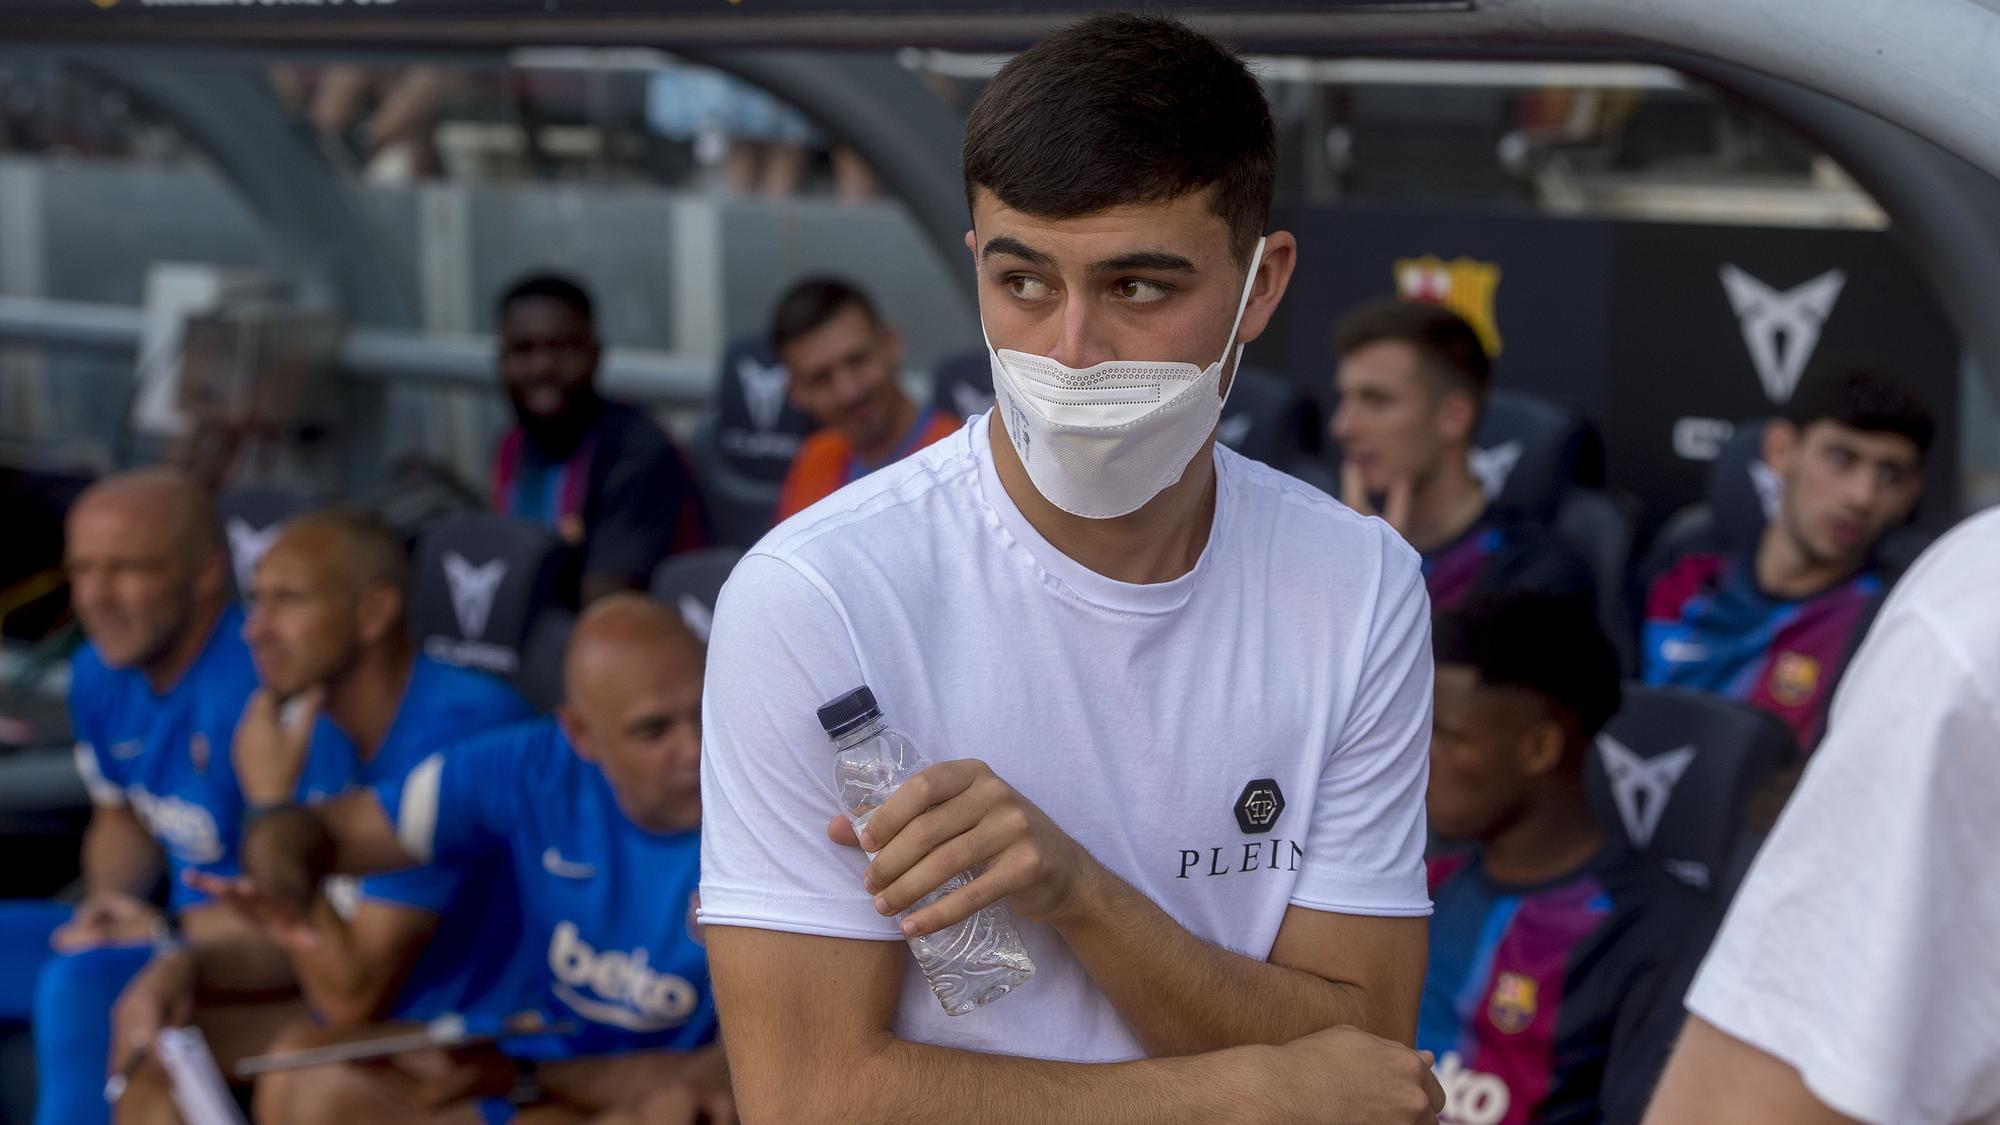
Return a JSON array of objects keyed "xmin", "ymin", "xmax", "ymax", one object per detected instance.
[
  {"xmin": 980, "ymin": 236, "xmax": 1055, "ymax": 267},
  {"xmin": 979, "ymin": 238, "xmax": 1199, "ymax": 276},
  {"xmin": 1090, "ymin": 250, "xmax": 1197, "ymax": 274}
]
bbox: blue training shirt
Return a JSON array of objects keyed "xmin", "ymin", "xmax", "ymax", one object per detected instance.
[
  {"xmin": 69, "ymin": 605, "xmax": 260, "ymax": 916},
  {"xmin": 296, "ymin": 657, "xmax": 539, "ymax": 1023},
  {"xmin": 373, "ymin": 717, "xmax": 716, "ymax": 1060}
]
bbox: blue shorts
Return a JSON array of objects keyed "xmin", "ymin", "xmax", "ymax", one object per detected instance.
[{"xmin": 0, "ymin": 901, "xmax": 69, "ymax": 1022}]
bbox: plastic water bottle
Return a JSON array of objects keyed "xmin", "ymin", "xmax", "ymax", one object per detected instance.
[{"xmin": 818, "ymin": 686, "xmax": 1034, "ymax": 1016}]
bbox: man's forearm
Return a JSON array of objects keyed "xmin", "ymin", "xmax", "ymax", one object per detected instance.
[
  {"xmin": 186, "ymin": 933, "xmax": 300, "ymax": 1003},
  {"xmin": 244, "ymin": 800, "xmax": 416, "ymax": 894},
  {"xmin": 285, "ymin": 899, "xmax": 397, "ymax": 1026},
  {"xmin": 540, "ymin": 1044, "xmax": 724, "ymax": 1111},
  {"xmin": 81, "ymin": 810, "xmax": 163, "ymax": 898},
  {"xmin": 1054, "ymin": 865, "xmax": 1382, "ymax": 1056},
  {"xmin": 754, "ymin": 1035, "xmax": 1268, "ymax": 1125}
]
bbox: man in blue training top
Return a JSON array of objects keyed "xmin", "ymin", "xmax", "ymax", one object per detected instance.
[
  {"xmin": 1424, "ymin": 593, "xmax": 1713, "ymax": 1125},
  {"xmin": 214, "ymin": 594, "xmax": 726, "ymax": 1123},
  {"xmin": 0, "ymin": 469, "xmax": 290, "ymax": 1125},
  {"xmin": 1643, "ymin": 363, "xmax": 1931, "ymax": 750},
  {"xmin": 110, "ymin": 509, "xmax": 537, "ymax": 1122}
]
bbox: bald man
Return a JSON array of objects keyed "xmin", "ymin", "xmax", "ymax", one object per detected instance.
[
  {"xmin": 212, "ymin": 595, "xmax": 728, "ymax": 1124},
  {"xmin": 0, "ymin": 469, "xmax": 282, "ymax": 1125},
  {"xmin": 110, "ymin": 508, "xmax": 536, "ymax": 1124}
]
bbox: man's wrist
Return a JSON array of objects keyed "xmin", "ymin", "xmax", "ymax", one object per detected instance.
[
  {"xmin": 1044, "ymin": 849, "xmax": 1116, "ymax": 936},
  {"xmin": 245, "ymin": 798, "xmax": 297, "ymax": 824},
  {"xmin": 243, "ymin": 775, "xmax": 298, "ymax": 810},
  {"xmin": 505, "ymin": 1057, "xmax": 543, "ymax": 1107}
]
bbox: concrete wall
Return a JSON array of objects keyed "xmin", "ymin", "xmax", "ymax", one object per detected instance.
[{"xmin": 0, "ymin": 156, "xmax": 978, "ymax": 483}]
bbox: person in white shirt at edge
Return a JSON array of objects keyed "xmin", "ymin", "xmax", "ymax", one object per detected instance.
[
  {"xmin": 699, "ymin": 14, "xmax": 1445, "ymax": 1124},
  {"xmin": 1643, "ymin": 504, "xmax": 2000, "ymax": 1125}
]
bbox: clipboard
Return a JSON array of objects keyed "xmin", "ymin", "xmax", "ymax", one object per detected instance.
[{"xmin": 234, "ymin": 1012, "xmax": 571, "ymax": 1079}]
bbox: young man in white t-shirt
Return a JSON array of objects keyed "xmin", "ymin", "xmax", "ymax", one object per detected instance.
[
  {"xmin": 1643, "ymin": 506, "xmax": 2000, "ymax": 1125},
  {"xmin": 700, "ymin": 14, "xmax": 1445, "ymax": 1123}
]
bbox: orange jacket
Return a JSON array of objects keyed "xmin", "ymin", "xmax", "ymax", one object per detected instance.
[{"xmin": 775, "ymin": 408, "xmax": 962, "ymax": 523}]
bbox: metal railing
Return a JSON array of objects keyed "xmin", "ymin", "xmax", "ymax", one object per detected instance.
[{"xmin": 0, "ymin": 294, "xmax": 714, "ymax": 409}]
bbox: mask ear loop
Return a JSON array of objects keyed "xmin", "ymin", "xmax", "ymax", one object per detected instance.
[{"xmin": 1215, "ymin": 235, "xmax": 1269, "ymax": 407}]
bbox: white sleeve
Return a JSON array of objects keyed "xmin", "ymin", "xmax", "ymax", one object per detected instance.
[
  {"xmin": 1289, "ymin": 539, "xmax": 1432, "ymax": 918},
  {"xmin": 1685, "ymin": 605, "xmax": 2000, "ymax": 1125},
  {"xmin": 697, "ymin": 551, "xmax": 904, "ymax": 941},
  {"xmin": 74, "ymin": 742, "xmax": 126, "ymax": 808}
]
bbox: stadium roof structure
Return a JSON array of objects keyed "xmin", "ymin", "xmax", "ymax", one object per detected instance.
[
  {"xmin": 7, "ymin": 0, "xmax": 1996, "ymax": 180},
  {"xmin": 5, "ymin": 0, "xmax": 1999, "ymax": 385}
]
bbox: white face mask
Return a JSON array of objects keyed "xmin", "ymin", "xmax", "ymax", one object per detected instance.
[{"xmin": 986, "ymin": 237, "xmax": 1267, "ymax": 520}]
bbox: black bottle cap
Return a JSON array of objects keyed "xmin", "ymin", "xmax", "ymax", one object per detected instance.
[{"xmin": 816, "ymin": 686, "xmax": 881, "ymax": 740}]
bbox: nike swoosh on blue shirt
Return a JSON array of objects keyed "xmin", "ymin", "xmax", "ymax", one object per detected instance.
[
  {"xmin": 541, "ymin": 848, "xmax": 597, "ymax": 879},
  {"xmin": 1660, "ymin": 639, "xmax": 1710, "ymax": 662},
  {"xmin": 553, "ymin": 984, "xmax": 678, "ymax": 1033}
]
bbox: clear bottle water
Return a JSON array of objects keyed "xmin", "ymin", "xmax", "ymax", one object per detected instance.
[{"xmin": 818, "ymin": 686, "xmax": 1034, "ymax": 1016}]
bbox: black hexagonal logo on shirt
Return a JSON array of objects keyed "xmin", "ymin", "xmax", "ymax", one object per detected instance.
[{"xmin": 1235, "ymin": 778, "xmax": 1286, "ymax": 835}]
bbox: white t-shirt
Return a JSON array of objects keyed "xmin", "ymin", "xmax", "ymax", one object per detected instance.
[
  {"xmin": 699, "ymin": 413, "xmax": 1432, "ymax": 1063},
  {"xmin": 1686, "ymin": 506, "xmax": 2000, "ymax": 1125}
]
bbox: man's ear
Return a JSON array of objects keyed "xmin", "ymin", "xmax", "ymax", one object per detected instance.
[
  {"xmin": 557, "ymin": 704, "xmax": 593, "ymax": 763},
  {"xmin": 1763, "ymin": 419, "xmax": 1800, "ymax": 476},
  {"xmin": 780, "ymin": 351, "xmax": 807, "ymax": 409},
  {"xmin": 1439, "ymin": 388, "xmax": 1480, "ymax": 447},
  {"xmin": 1517, "ymin": 718, "xmax": 1568, "ymax": 781},
  {"xmin": 1232, "ymin": 230, "xmax": 1298, "ymax": 349},
  {"xmin": 357, "ymin": 583, "xmax": 403, "ymax": 648},
  {"xmin": 193, "ymin": 547, "xmax": 229, "ymax": 605},
  {"xmin": 883, "ymin": 323, "xmax": 907, "ymax": 371}
]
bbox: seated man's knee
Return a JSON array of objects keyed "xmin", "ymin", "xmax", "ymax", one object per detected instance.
[
  {"xmin": 111, "ymin": 1057, "xmax": 179, "ymax": 1125},
  {"xmin": 33, "ymin": 945, "xmax": 152, "ymax": 1125},
  {"xmin": 35, "ymin": 945, "xmax": 148, "ymax": 1040},
  {"xmin": 251, "ymin": 1022, "xmax": 339, "ymax": 1125}
]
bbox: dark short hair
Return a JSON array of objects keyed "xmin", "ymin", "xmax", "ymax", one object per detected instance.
[
  {"xmin": 1783, "ymin": 360, "xmax": 1934, "ymax": 459},
  {"xmin": 770, "ymin": 277, "xmax": 881, "ymax": 354},
  {"xmin": 962, "ymin": 13, "xmax": 1276, "ymax": 264},
  {"xmin": 1334, "ymin": 298, "xmax": 1492, "ymax": 403},
  {"xmin": 275, "ymin": 505, "xmax": 410, "ymax": 595},
  {"xmin": 498, "ymin": 271, "xmax": 594, "ymax": 326},
  {"xmin": 1433, "ymin": 592, "xmax": 1622, "ymax": 745}
]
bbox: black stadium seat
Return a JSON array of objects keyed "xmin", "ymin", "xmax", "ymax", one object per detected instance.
[
  {"xmin": 1642, "ymin": 420, "xmax": 1776, "ymax": 585},
  {"xmin": 217, "ymin": 485, "xmax": 314, "ymax": 598},
  {"xmin": 1585, "ymin": 684, "xmax": 1794, "ymax": 900},
  {"xmin": 930, "ymin": 349, "xmax": 994, "ymax": 422},
  {"xmin": 1469, "ymin": 389, "xmax": 1606, "ymax": 521},
  {"xmin": 514, "ymin": 607, "xmax": 574, "ymax": 712},
  {"xmin": 1218, "ymin": 368, "xmax": 1335, "ymax": 492},
  {"xmin": 651, "ymin": 547, "xmax": 743, "ymax": 643},
  {"xmin": 689, "ymin": 336, "xmax": 817, "ymax": 549},
  {"xmin": 409, "ymin": 514, "xmax": 566, "ymax": 680},
  {"xmin": 1555, "ymin": 488, "xmax": 1641, "ymax": 672},
  {"xmin": 1706, "ymin": 420, "xmax": 1779, "ymax": 553}
]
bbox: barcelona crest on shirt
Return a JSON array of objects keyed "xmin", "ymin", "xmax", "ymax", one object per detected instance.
[
  {"xmin": 1769, "ymin": 651, "xmax": 1821, "ymax": 708},
  {"xmin": 1487, "ymin": 971, "xmax": 1539, "ymax": 1034}
]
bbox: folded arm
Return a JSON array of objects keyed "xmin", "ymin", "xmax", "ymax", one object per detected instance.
[
  {"xmin": 708, "ymin": 925, "xmax": 1438, "ymax": 1125},
  {"xmin": 1058, "ymin": 871, "xmax": 1426, "ymax": 1053}
]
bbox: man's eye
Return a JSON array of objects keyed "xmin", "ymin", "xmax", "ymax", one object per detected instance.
[
  {"xmin": 1116, "ymin": 279, "xmax": 1170, "ymax": 304},
  {"xmin": 1006, "ymin": 276, "xmax": 1052, "ymax": 300}
]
